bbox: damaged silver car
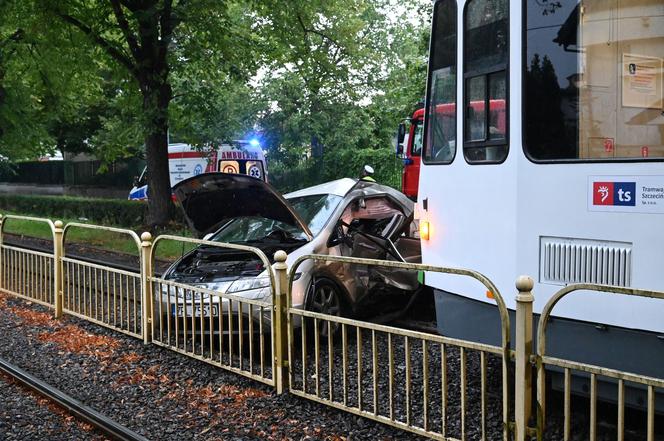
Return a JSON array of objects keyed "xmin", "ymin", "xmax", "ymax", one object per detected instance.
[{"xmin": 157, "ymin": 173, "xmax": 422, "ymax": 334}]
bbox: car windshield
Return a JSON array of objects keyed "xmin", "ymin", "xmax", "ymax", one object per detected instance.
[
  {"xmin": 210, "ymin": 193, "xmax": 342, "ymax": 243},
  {"xmin": 289, "ymin": 194, "xmax": 342, "ymax": 236}
]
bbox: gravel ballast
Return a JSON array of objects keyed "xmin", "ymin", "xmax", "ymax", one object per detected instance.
[
  {"xmin": 0, "ymin": 369, "xmax": 106, "ymax": 441},
  {"xmin": 1, "ymin": 289, "xmax": 662, "ymax": 440},
  {"xmin": 0, "ymin": 291, "xmax": 430, "ymax": 440}
]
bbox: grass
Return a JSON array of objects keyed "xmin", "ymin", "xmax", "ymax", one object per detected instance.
[{"xmin": 0, "ymin": 211, "xmax": 195, "ymax": 260}]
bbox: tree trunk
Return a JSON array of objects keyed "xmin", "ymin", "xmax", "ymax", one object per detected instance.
[{"xmin": 143, "ymin": 81, "xmax": 172, "ymax": 227}]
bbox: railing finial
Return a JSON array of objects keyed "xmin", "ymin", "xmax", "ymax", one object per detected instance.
[
  {"xmin": 140, "ymin": 231, "xmax": 153, "ymax": 243},
  {"xmin": 274, "ymin": 249, "xmax": 287, "ymax": 264}
]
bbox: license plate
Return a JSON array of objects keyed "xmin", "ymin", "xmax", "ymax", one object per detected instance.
[{"xmin": 172, "ymin": 304, "xmax": 219, "ymax": 317}]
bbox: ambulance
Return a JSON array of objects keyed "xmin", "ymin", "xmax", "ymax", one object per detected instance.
[{"xmin": 128, "ymin": 141, "xmax": 267, "ymax": 200}]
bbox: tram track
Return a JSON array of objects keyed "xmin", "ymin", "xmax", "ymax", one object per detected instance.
[{"xmin": 0, "ymin": 356, "xmax": 148, "ymax": 441}]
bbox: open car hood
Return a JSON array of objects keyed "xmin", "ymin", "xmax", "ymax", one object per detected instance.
[{"xmin": 173, "ymin": 173, "xmax": 313, "ymax": 239}]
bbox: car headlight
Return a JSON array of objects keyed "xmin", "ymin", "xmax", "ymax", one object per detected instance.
[
  {"xmin": 227, "ymin": 276, "xmax": 271, "ymax": 294},
  {"xmin": 161, "ymin": 283, "xmax": 228, "ymax": 301}
]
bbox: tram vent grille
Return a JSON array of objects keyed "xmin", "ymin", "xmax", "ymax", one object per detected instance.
[{"xmin": 540, "ymin": 237, "xmax": 632, "ymax": 287}]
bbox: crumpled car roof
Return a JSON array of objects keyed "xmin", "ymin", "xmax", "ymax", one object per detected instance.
[{"xmin": 285, "ymin": 178, "xmax": 357, "ymax": 199}]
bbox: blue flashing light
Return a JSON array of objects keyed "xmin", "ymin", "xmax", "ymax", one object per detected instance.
[{"xmin": 249, "ymin": 138, "xmax": 260, "ymax": 147}]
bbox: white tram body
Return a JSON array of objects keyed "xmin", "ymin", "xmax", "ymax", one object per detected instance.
[{"xmin": 419, "ymin": 0, "xmax": 664, "ymax": 380}]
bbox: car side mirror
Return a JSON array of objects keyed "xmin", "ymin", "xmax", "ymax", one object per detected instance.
[
  {"xmin": 396, "ymin": 122, "xmax": 407, "ymax": 157},
  {"xmin": 397, "ymin": 122, "xmax": 406, "ymax": 144}
]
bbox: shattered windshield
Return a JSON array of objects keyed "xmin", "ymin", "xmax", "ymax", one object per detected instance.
[
  {"xmin": 210, "ymin": 217, "xmax": 307, "ymax": 243},
  {"xmin": 210, "ymin": 193, "xmax": 342, "ymax": 243}
]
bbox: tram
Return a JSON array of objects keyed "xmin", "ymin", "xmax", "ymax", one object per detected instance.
[{"xmin": 418, "ymin": 0, "xmax": 664, "ymax": 396}]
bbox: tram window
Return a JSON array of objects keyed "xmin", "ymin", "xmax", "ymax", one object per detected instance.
[
  {"xmin": 423, "ymin": 0, "xmax": 457, "ymax": 164},
  {"xmin": 524, "ymin": 0, "xmax": 664, "ymax": 161},
  {"xmin": 488, "ymin": 72, "xmax": 506, "ymax": 140},
  {"xmin": 467, "ymin": 76, "xmax": 487, "ymax": 141},
  {"xmin": 463, "ymin": 0, "xmax": 509, "ymax": 163}
]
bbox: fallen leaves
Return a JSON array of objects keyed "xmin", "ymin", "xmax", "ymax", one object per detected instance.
[
  {"xmin": 37, "ymin": 325, "xmax": 120, "ymax": 359},
  {"xmin": 3, "ymin": 293, "xmax": 353, "ymax": 440},
  {"xmin": 115, "ymin": 365, "xmax": 165, "ymax": 387},
  {"xmin": 10, "ymin": 307, "xmax": 55, "ymax": 326},
  {"xmin": 116, "ymin": 352, "xmax": 143, "ymax": 364}
]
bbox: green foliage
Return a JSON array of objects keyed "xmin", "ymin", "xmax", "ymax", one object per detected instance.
[
  {"xmin": 0, "ymin": 0, "xmax": 111, "ymax": 160},
  {"xmin": 321, "ymin": 147, "xmax": 402, "ymax": 189},
  {"xmin": 1, "ymin": 0, "xmax": 431, "ymax": 206},
  {"xmin": 257, "ymin": 0, "xmax": 431, "ymax": 183},
  {"xmin": 269, "ymin": 146, "xmax": 402, "ymax": 193},
  {"xmin": 0, "ymin": 194, "xmax": 147, "ymax": 227}
]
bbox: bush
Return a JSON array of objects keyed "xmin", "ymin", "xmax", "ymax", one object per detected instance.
[{"xmin": 0, "ymin": 194, "xmax": 148, "ymax": 227}]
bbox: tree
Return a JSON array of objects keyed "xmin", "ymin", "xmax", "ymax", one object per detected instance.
[
  {"xmin": 44, "ymin": 0, "xmax": 259, "ymax": 225},
  {"xmin": 1, "ymin": 0, "xmax": 433, "ymax": 200},
  {"xmin": 45, "ymin": 1, "xmax": 181, "ymax": 225},
  {"xmin": 256, "ymin": 0, "xmax": 431, "ymax": 180},
  {"xmin": 0, "ymin": 0, "xmax": 105, "ymax": 162},
  {"xmin": 0, "ymin": 28, "xmax": 49, "ymax": 161}
]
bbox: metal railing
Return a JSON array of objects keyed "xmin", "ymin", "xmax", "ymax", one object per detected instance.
[
  {"xmin": 1, "ymin": 213, "xmax": 663, "ymax": 441},
  {"xmin": 0, "ymin": 215, "xmax": 57, "ymax": 308},
  {"xmin": 533, "ymin": 283, "xmax": 664, "ymax": 441},
  {"xmin": 285, "ymin": 254, "xmax": 513, "ymax": 441},
  {"xmin": 148, "ymin": 235, "xmax": 279, "ymax": 386},
  {"xmin": 61, "ymin": 223, "xmax": 144, "ymax": 339}
]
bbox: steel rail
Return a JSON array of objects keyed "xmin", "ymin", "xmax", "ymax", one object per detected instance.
[
  {"xmin": 3, "ymin": 237, "xmax": 139, "ymax": 272},
  {"xmin": 0, "ymin": 356, "xmax": 149, "ymax": 441},
  {"xmin": 1, "ymin": 236, "xmax": 172, "ymax": 277}
]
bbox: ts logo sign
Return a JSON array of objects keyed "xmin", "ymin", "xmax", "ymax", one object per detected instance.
[{"xmin": 593, "ymin": 182, "xmax": 636, "ymax": 206}]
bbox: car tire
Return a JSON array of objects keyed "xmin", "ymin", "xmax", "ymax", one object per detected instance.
[{"xmin": 305, "ymin": 277, "xmax": 345, "ymax": 339}]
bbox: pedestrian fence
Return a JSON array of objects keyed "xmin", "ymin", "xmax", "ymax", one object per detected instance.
[
  {"xmin": 61, "ymin": 223, "xmax": 144, "ymax": 339},
  {"xmin": 286, "ymin": 254, "xmax": 512, "ymax": 441},
  {"xmin": 535, "ymin": 283, "xmax": 664, "ymax": 441},
  {"xmin": 148, "ymin": 235, "xmax": 276, "ymax": 385},
  {"xmin": 0, "ymin": 213, "xmax": 662, "ymax": 441},
  {"xmin": 0, "ymin": 215, "xmax": 56, "ymax": 307}
]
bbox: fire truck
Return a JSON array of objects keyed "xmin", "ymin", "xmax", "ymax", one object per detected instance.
[{"xmin": 396, "ymin": 106, "xmax": 424, "ymax": 201}]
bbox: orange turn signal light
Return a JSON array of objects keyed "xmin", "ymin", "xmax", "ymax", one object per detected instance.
[
  {"xmin": 486, "ymin": 290, "xmax": 495, "ymax": 299},
  {"xmin": 420, "ymin": 220, "xmax": 430, "ymax": 241}
]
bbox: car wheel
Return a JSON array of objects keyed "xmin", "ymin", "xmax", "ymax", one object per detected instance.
[{"xmin": 306, "ymin": 277, "xmax": 344, "ymax": 338}]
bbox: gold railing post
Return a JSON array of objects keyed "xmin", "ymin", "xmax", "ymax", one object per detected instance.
[
  {"xmin": 140, "ymin": 232, "xmax": 153, "ymax": 344},
  {"xmin": 53, "ymin": 220, "xmax": 64, "ymax": 318},
  {"xmin": 272, "ymin": 250, "xmax": 289, "ymax": 394},
  {"xmin": 0, "ymin": 214, "xmax": 4, "ymax": 291},
  {"xmin": 515, "ymin": 275, "xmax": 534, "ymax": 441}
]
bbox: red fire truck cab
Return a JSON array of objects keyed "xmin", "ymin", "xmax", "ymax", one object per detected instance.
[{"xmin": 396, "ymin": 107, "xmax": 424, "ymax": 201}]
